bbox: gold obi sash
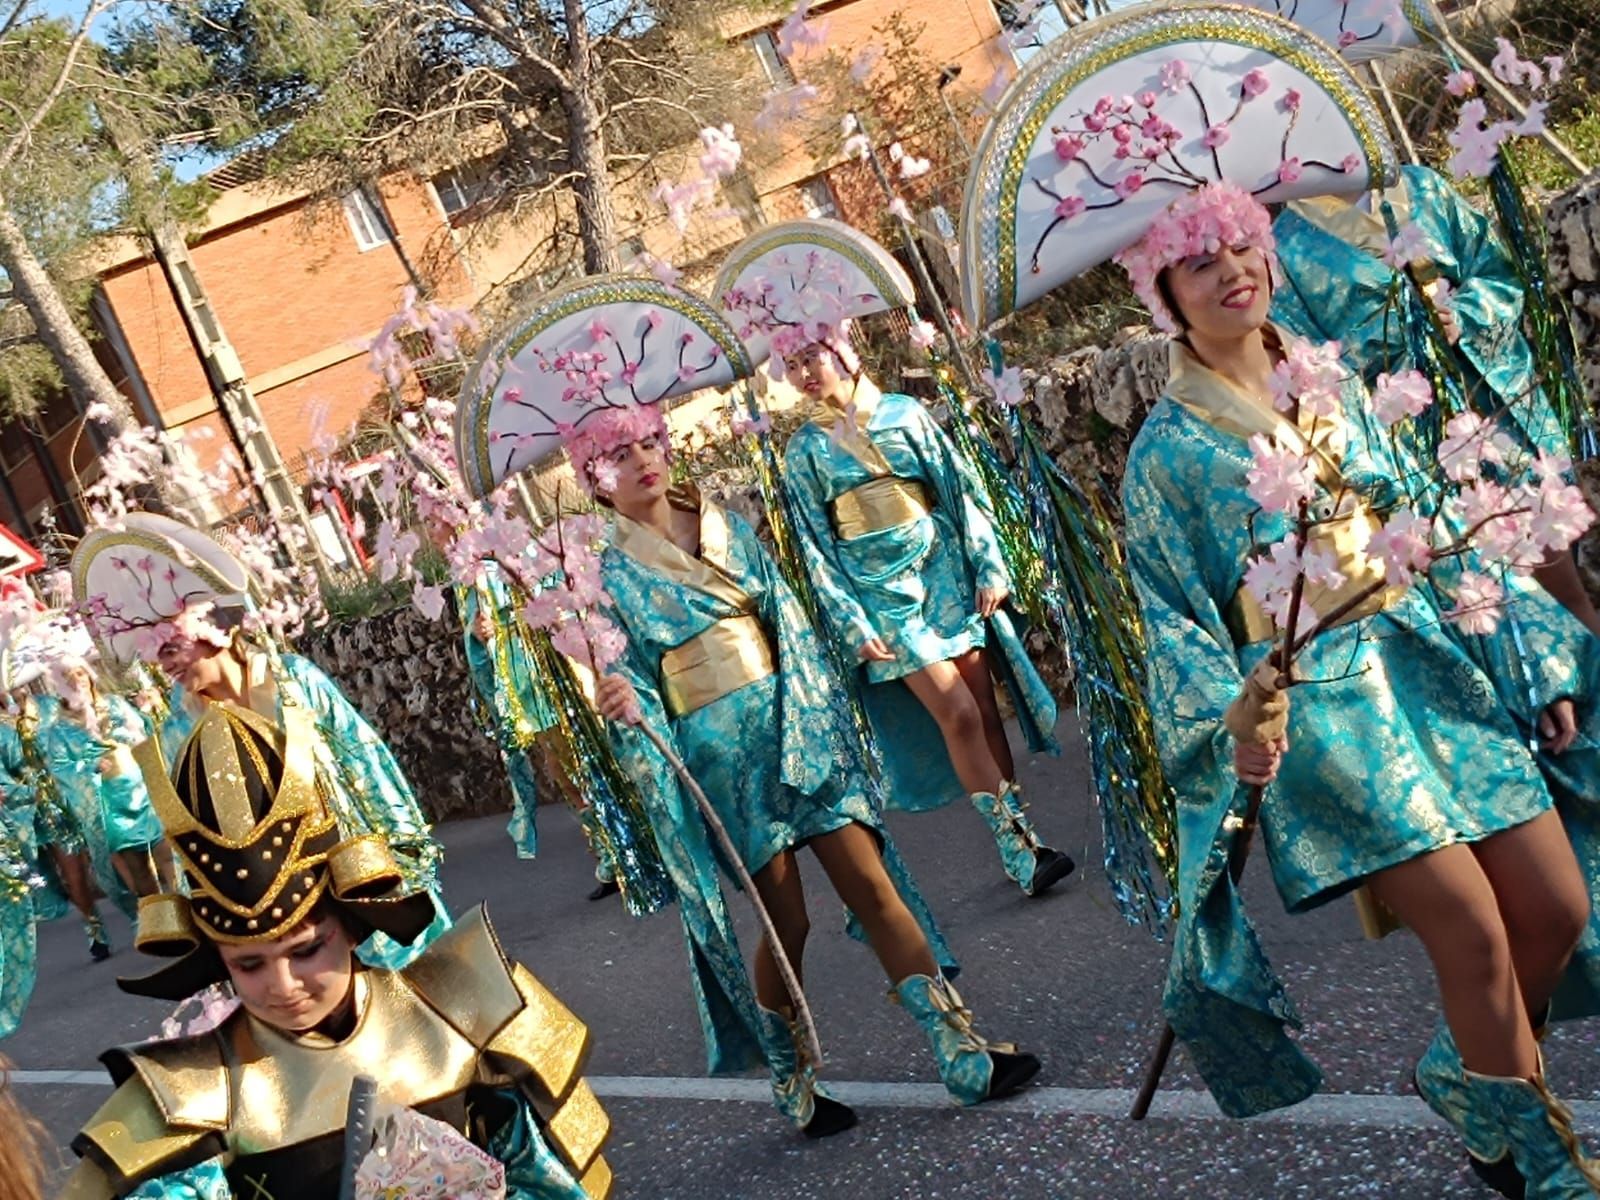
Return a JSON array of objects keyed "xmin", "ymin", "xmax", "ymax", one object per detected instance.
[
  {"xmin": 660, "ymin": 614, "xmax": 777, "ymax": 717},
  {"xmin": 1226, "ymin": 500, "xmax": 1409, "ymax": 647},
  {"xmin": 830, "ymin": 477, "xmax": 933, "ymax": 540}
]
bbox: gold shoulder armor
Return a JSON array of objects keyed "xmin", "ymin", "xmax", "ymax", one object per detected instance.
[
  {"xmin": 70, "ymin": 1058, "xmax": 227, "ymax": 1196},
  {"xmin": 401, "ymin": 905, "xmax": 607, "ymax": 1186}
]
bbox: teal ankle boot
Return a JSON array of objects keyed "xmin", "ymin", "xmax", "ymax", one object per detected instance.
[
  {"xmin": 1416, "ymin": 1023, "xmax": 1524, "ymax": 1197},
  {"xmin": 970, "ymin": 783, "xmax": 1074, "ymax": 897},
  {"xmin": 84, "ymin": 911, "xmax": 110, "ymax": 962},
  {"xmin": 758, "ymin": 1007, "xmax": 856, "ymax": 1138},
  {"xmin": 892, "ymin": 974, "xmax": 1040, "ymax": 1105},
  {"xmin": 1465, "ymin": 1060, "xmax": 1600, "ymax": 1199}
]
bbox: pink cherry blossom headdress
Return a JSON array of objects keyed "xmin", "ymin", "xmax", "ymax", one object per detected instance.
[
  {"xmin": 560, "ymin": 403, "xmax": 670, "ymax": 496},
  {"xmin": 958, "ymin": 6, "xmax": 1397, "ymax": 330},
  {"xmin": 714, "ymin": 219, "xmax": 912, "ymax": 380},
  {"xmin": 1114, "ymin": 181, "xmax": 1278, "ymax": 333}
]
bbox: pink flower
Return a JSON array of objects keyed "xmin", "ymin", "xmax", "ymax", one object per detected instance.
[
  {"xmin": 676, "ymin": 364, "xmax": 697, "ymax": 383},
  {"xmin": 1370, "ymin": 370, "xmax": 1434, "ymax": 426},
  {"xmin": 1341, "ymin": 153, "xmax": 1361, "ymax": 173},
  {"xmin": 1084, "ymin": 112, "xmax": 1107, "ymax": 133},
  {"xmin": 1245, "ymin": 433, "xmax": 1317, "ymax": 514},
  {"xmin": 1054, "ymin": 194, "xmax": 1086, "ymax": 220},
  {"xmin": 908, "ymin": 320, "xmax": 938, "ymax": 350},
  {"xmin": 1137, "ymin": 90, "xmax": 1157, "ymax": 109},
  {"xmin": 1445, "ymin": 70, "xmax": 1477, "ymax": 97},
  {"xmin": 1455, "ymin": 477, "xmax": 1511, "ymax": 530},
  {"xmin": 1515, "ymin": 101, "xmax": 1548, "ymax": 137},
  {"xmin": 1159, "ymin": 60, "xmax": 1191, "ymax": 92},
  {"xmin": 1270, "ymin": 339, "xmax": 1346, "ymax": 418},
  {"xmin": 1367, "ymin": 509, "xmax": 1434, "ymax": 585},
  {"xmin": 1490, "ymin": 37, "xmax": 1544, "ymax": 90},
  {"xmin": 1446, "ymin": 570, "xmax": 1505, "ymax": 635},
  {"xmin": 775, "ymin": 0, "xmax": 829, "ymax": 59},
  {"xmin": 1053, "ymin": 133, "xmax": 1085, "ymax": 162},
  {"xmin": 1280, "ymin": 88, "xmax": 1302, "ymax": 113},
  {"xmin": 1240, "ymin": 68, "xmax": 1270, "ymax": 99},
  {"xmin": 1529, "ymin": 470, "xmax": 1595, "ymax": 553},
  {"xmin": 1114, "ymin": 174, "xmax": 1144, "ymax": 199},
  {"xmin": 730, "ymin": 408, "xmax": 773, "ymax": 437},
  {"xmin": 850, "ymin": 43, "xmax": 884, "ymax": 83},
  {"xmin": 1277, "ymin": 158, "xmax": 1304, "ymax": 185},
  {"xmin": 1300, "ymin": 544, "xmax": 1346, "ymax": 589},
  {"xmin": 1203, "ymin": 123, "xmax": 1230, "ymax": 149},
  {"xmin": 587, "ymin": 317, "xmax": 614, "ymax": 345},
  {"xmin": 411, "ymin": 583, "xmax": 447, "ymax": 622},
  {"xmin": 589, "ymin": 459, "xmax": 620, "ymax": 495},
  {"xmin": 1243, "ymin": 537, "xmax": 1301, "ymax": 613},
  {"xmin": 1381, "ymin": 222, "xmax": 1431, "ymax": 269},
  {"xmin": 1437, "ymin": 411, "xmax": 1508, "ymax": 481},
  {"xmin": 985, "ymin": 364, "xmax": 1025, "ymax": 410},
  {"xmin": 1338, "ymin": 29, "xmax": 1358, "ymax": 48}
]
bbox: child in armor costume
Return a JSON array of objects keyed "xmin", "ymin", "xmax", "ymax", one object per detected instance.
[{"xmin": 61, "ymin": 700, "xmax": 612, "ymax": 1199}]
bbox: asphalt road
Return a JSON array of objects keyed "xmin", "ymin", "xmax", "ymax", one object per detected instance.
[{"xmin": 10, "ymin": 713, "xmax": 1599, "ymax": 1198}]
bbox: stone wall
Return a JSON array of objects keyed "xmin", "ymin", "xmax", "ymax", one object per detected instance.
[{"xmin": 297, "ymin": 601, "xmax": 515, "ymax": 823}]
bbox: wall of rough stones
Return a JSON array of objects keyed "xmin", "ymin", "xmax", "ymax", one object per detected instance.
[{"xmin": 297, "ymin": 601, "xmax": 515, "ymax": 823}]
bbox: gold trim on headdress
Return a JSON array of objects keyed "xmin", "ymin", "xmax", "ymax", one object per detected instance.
[
  {"xmin": 328, "ymin": 834, "xmax": 405, "ymax": 900},
  {"xmin": 132, "ymin": 894, "xmax": 200, "ymax": 958}
]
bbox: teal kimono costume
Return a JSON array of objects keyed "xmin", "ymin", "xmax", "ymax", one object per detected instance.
[
  {"xmin": 1123, "ymin": 336, "xmax": 1566, "ymax": 1116},
  {"xmin": 600, "ymin": 487, "xmax": 955, "ymax": 1080},
  {"xmin": 46, "ymin": 695, "xmax": 164, "ymax": 857},
  {"xmin": 1273, "ymin": 167, "xmax": 1600, "ymax": 1019},
  {"xmin": 0, "ymin": 719, "xmax": 43, "ymax": 1038},
  {"xmin": 784, "ymin": 391, "xmax": 1058, "ymax": 811},
  {"xmin": 159, "ymin": 653, "xmax": 449, "ymax": 969},
  {"xmin": 462, "ymin": 568, "xmax": 556, "ymax": 858}
]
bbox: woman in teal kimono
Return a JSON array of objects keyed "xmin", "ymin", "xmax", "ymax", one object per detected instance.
[
  {"xmin": 567, "ymin": 402, "xmax": 1040, "ymax": 1137},
  {"xmin": 8, "ymin": 689, "xmax": 114, "ymax": 961},
  {"xmin": 47, "ymin": 663, "xmax": 172, "ymax": 899},
  {"xmin": 152, "ymin": 621, "xmax": 449, "ymax": 971},
  {"xmin": 0, "ymin": 724, "xmax": 44, "ymax": 1036},
  {"xmin": 1273, "ymin": 165, "xmax": 1600, "ymax": 1193},
  {"xmin": 1121, "ymin": 181, "xmax": 1600, "ymax": 1196},
  {"xmin": 461, "ymin": 567, "xmax": 618, "ymax": 899},
  {"xmin": 781, "ymin": 339, "xmax": 1072, "ymax": 897}
]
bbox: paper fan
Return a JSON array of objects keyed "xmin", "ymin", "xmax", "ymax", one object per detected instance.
[
  {"xmin": 454, "ymin": 275, "xmax": 754, "ymax": 499},
  {"xmin": 711, "ymin": 219, "xmax": 916, "ymax": 366},
  {"xmin": 960, "ymin": 2, "xmax": 1398, "ymax": 329},
  {"xmin": 71, "ymin": 512, "xmax": 254, "ymax": 663}
]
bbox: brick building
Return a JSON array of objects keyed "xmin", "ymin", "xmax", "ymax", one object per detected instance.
[{"xmin": 0, "ymin": 0, "xmax": 1013, "ymax": 544}]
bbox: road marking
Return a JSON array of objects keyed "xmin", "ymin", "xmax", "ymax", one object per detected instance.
[{"xmin": 12, "ymin": 1070, "xmax": 1599, "ymax": 1130}]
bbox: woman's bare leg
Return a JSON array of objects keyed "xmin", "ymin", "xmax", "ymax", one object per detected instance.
[
  {"xmin": 48, "ymin": 845, "xmax": 97, "ymax": 919},
  {"xmin": 809, "ymin": 824, "xmax": 938, "ymax": 983},
  {"xmin": 1366, "ymin": 842, "xmax": 1536, "ymax": 1077},
  {"xmin": 952, "ymin": 648, "xmax": 1015, "ymax": 781},
  {"xmin": 1471, "ymin": 810, "xmax": 1589, "ymax": 1022},
  {"xmin": 749, "ymin": 849, "xmax": 811, "ymax": 1012},
  {"xmin": 902, "ymin": 660, "xmax": 1005, "ymax": 795}
]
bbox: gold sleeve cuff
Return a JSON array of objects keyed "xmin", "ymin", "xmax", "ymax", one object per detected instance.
[
  {"xmin": 580, "ymin": 1153, "xmax": 614, "ymax": 1200},
  {"xmin": 72, "ymin": 1078, "xmax": 220, "ymax": 1192},
  {"xmin": 489, "ymin": 964, "xmax": 592, "ymax": 1103},
  {"xmin": 545, "ymin": 1078, "xmax": 610, "ymax": 1176}
]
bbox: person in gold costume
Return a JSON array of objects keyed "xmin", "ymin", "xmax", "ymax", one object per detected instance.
[{"xmin": 60, "ymin": 699, "xmax": 612, "ymax": 1199}]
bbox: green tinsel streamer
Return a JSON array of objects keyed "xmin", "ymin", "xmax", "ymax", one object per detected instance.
[
  {"xmin": 525, "ymin": 625, "xmax": 674, "ymax": 918},
  {"xmin": 1487, "ymin": 144, "xmax": 1596, "ymax": 460},
  {"xmin": 934, "ymin": 345, "xmax": 1177, "ymax": 932}
]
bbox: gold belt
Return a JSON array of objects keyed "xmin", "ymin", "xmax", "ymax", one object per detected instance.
[
  {"xmin": 830, "ymin": 477, "xmax": 933, "ymax": 540},
  {"xmin": 1226, "ymin": 502, "xmax": 1409, "ymax": 647},
  {"xmin": 659, "ymin": 614, "xmax": 777, "ymax": 717}
]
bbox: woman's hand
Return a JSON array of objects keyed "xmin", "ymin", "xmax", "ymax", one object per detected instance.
[
  {"xmin": 471, "ymin": 608, "xmax": 494, "ymax": 643},
  {"xmin": 595, "ymin": 674, "xmax": 643, "ymax": 725},
  {"xmin": 858, "ymin": 637, "xmax": 896, "ymax": 663},
  {"xmin": 1540, "ymin": 698, "xmax": 1579, "ymax": 755},
  {"xmin": 975, "ymin": 585, "xmax": 1010, "ymax": 618},
  {"xmin": 1234, "ymin": 734, "xmax": 1288, "ymax": 786}
]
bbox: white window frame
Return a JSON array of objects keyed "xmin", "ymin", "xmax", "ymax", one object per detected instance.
[
  {"xmin": 431, "ymin": 164, "xmax": 495, "ymax": 218},
  {"xmin": 342, "ymin": 189, "xmax": 391, "ymax": 252},
  {"xmin": 798, "ymin": 176, "xmax": 838, "ymax": 220},
  {"xmin": 750, "ymin": 30, "xmax": 794, "ymax": 86}
]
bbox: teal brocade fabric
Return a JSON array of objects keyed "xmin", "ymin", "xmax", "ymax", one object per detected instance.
[
  {"xmin": 44, "ymin": 695, "xmax": 163, "ymax": 856},
  {"xmin": 784, "ymin": 393, "xmax": 1059, "ymax": 813},
  {"xmin": 1122, "ymin": 376, "xmax": 1556, "ymax": 1117},
  {"xmin": 602, "ymin": 506, "xmax": 956, "ymax": 1078}
]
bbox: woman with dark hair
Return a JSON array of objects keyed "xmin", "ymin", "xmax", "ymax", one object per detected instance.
[
  {"xmin": 60, "ymin": 701, "xmax": 613, "ymax": 1199},
  {"xmin": 566, "ymin": 402, "xmax": 1041, "ymax": 1138}
]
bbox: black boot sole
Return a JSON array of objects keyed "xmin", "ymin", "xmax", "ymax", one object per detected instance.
[
  {"xmin": 89, "ymin": 941, "xmax": 111, "ymax": 963},
  {"xmin": 587, "ymin": 880, "xmax": 621, "ymax": 902},
  {"xmin": 984, "ymin": 1051, "xmax": 1043, "ymax": 1101},
  {"xmin": 802, "ymin": 1094, "xmax": 859, "ymax": 1139},
  {"xmin": 1468, "ymin": 1153, "xmax": 1526, "ymax": 1200},
  {"xmin": 1026, "ymin": 849, "xmax": 1076, "ymax": 897}
]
